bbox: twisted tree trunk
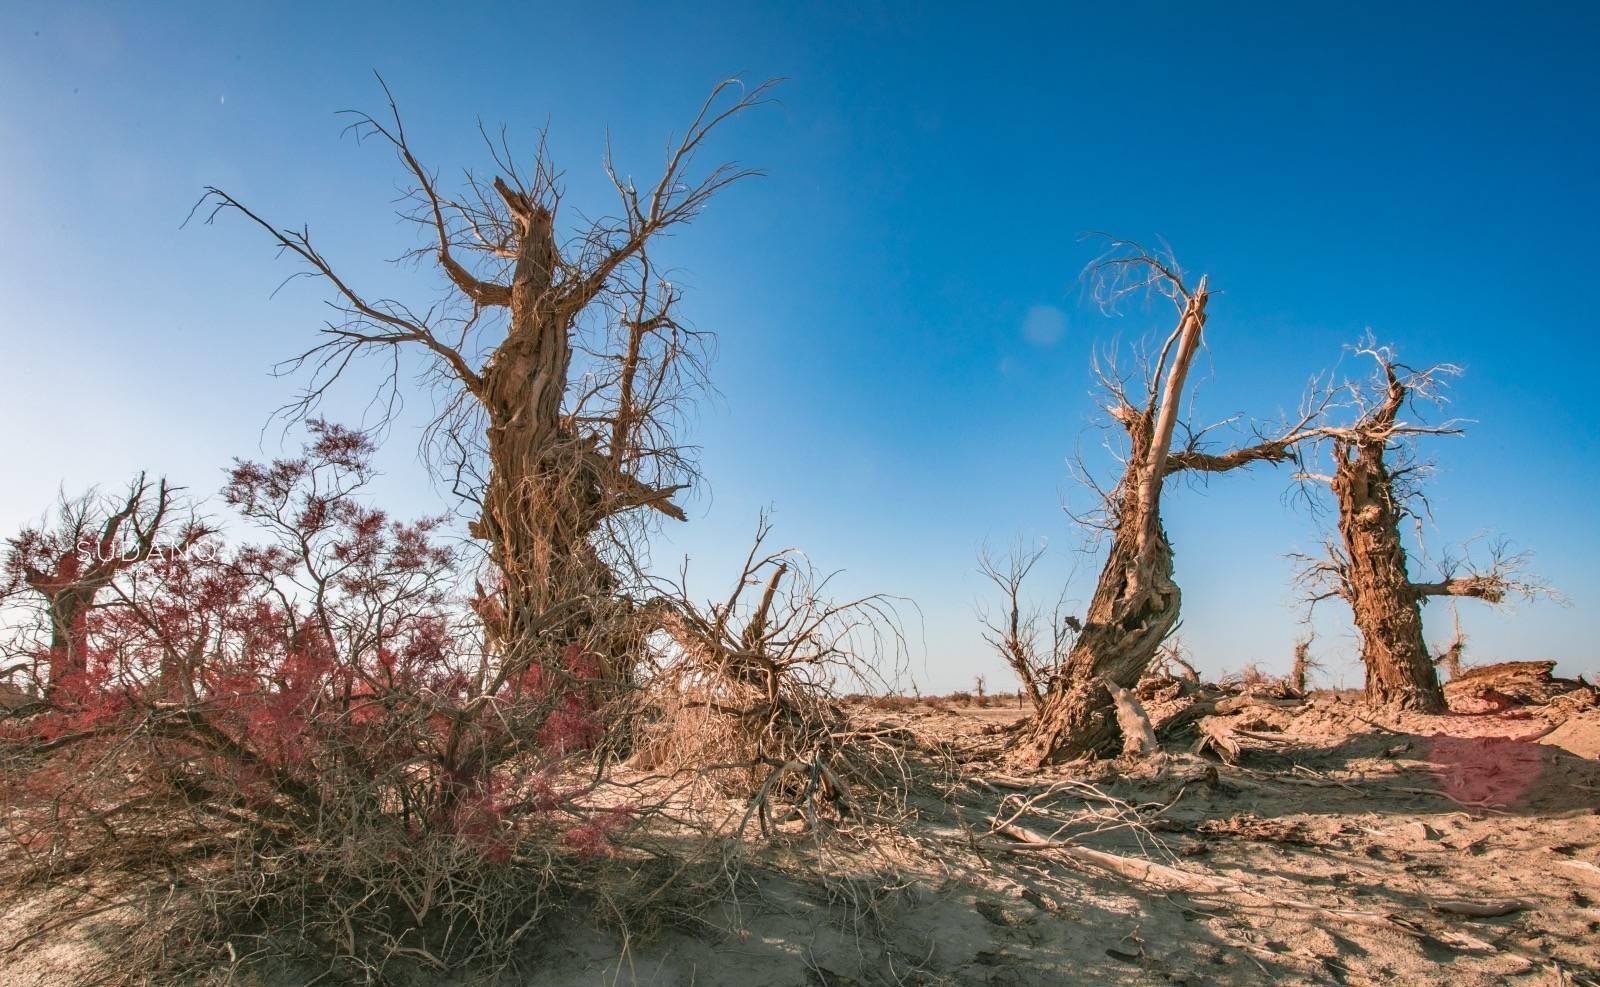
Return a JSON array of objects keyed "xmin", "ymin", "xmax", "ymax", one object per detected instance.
[
  {"xmin": 467, "ymin": 187, "xmax": 684, "ymax": 666},
  {"xmin": 1008, "ymin": 281, "xmax": 1207, "ymax": 765}
]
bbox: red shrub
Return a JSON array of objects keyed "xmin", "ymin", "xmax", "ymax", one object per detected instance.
[{"xmin": 0, "ymin": 423, "xmax": 631, "ymax": 975}]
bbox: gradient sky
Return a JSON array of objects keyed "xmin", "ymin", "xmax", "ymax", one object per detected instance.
[{"xmin": 2, "ymin": 2, "xmax": 1596, "ymax": 690}]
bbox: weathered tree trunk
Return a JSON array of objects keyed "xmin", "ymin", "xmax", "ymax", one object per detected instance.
[
  {"xmin": 1008, "ymin": 280, "xmax": 1207, "ymax": 765},
  {"xmin": 41, "ymin": 587, "xmax": 95, "ymax": 691},
  {"xmin": 1330, "ymin": 437, "xmax": 1446, "ymax": 711},
  {"xmin": 471, "ymin": 199, "xmax": 591, "ymax": 648},
  {"xmin": 1008, "ymin": 511, "xmax": 1183, "ymax": 762},
  {"xmin": 468, "ymin": 192, "xmax": 665, "ymax": 664}
]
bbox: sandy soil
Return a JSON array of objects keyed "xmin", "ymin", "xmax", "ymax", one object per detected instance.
[{"xmin": 6, "ymin": 694, "xmax": 1599, "ymax": 986}]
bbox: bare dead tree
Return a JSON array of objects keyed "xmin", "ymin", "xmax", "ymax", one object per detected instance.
[
  {"xmin": 2, "ymin": 475, "xmax": 201, "ymax": 696},
  {"xmin": 976, "ymin": 540, "xmax": 1074, "ymax": 712},
  {"xmin": 1007, "ymin": 239, "xmax": 1326, "ymax": 765},
  {"xmin": 1433, "ymin": 607, "xmax": 1467, "ymax": 680},
  {"xmin": 1149, "ymin": 638, "xmax": 1200, "ymax": 683},
  {"xmin": 1289, "ymin": 634, "xmax": 1320, "ymax": 695},
  {"xmin": 195, "ymin": 78, "xmax": 775, "ymax": 685},
  {"xmin": 1293, "ymin": 341, "xmax": 1550, "ymax": 711}
]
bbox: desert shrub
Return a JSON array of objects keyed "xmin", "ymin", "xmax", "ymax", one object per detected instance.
[
  {"xmin": 627, "ymin": 516, "xmax": 907, "ymax": 833},
  {"xmin": 0, "ymin": 424, "xmax": 637, "ymax": 980}
]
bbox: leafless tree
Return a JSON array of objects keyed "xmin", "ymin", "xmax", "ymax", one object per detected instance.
[
  {"xmin": 1293, "ymin": 341, "xmax": 1550, "ymax": 710},
  {"xmin": 977, "ymin": 540, "xmax": 1075, "ymax": 712},
  {"xmin": 195, "ymin": 78, "xmax": 775, "ymax": 686},
  {"xmin": 3, "ymin": 475, "xmax": 201, "ymax": 696},
  {"xmin": 1007, "ymin": 239, "xmax": 1326, "ymax": 765},
  {"xmin": 1289, "ymin": 634, "xmax": 1320, "ymax": 695}
]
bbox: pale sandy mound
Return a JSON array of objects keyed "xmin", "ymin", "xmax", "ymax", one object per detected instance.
[{"xmin": 1540, "ymin": 709, "xmax": 1600, "ymax": 759}]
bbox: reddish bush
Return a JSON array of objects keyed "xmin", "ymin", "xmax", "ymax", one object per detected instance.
[{"xmin": 0, "ymin": 423, "xmax": 629, "ymax": 977}]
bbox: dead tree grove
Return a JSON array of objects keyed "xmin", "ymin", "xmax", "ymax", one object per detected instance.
[
  {"xmin": 199, "ymin": 79, "xmax": 773, "ymax": 688},
  {"xmin": 1296, "ymin": 343, "xmax": 1545, "ymax": 711},
  {"xmin": 1007, "ymin": 241, "xmax": 1324, "ymax": 765}
]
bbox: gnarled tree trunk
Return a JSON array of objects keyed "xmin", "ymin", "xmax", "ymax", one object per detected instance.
[
  {"xmin": 206, "ymin": 82, "xmax": 768, "ymax": 679},
  {"xmin": 1331, "ymin": 432, "xmax": 1446, "ymax": 711},
  {"xmin": 1008, "ymin": 277, "xmax": 1206, "ymax": 765}
]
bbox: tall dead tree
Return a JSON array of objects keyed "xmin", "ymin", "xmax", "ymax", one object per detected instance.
[
  {"xmin": 199, "ymin": 79, "xmax": 773, "ymax": 675},
  {"xmin": 1007, "ymin": 241, "xmax": 1324, "ymax": 765},
  {"xmin": 1295, "ymin": 343, "xmax": 1544, "ymax": 711}
]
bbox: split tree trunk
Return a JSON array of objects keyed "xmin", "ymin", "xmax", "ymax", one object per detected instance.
[{"xmin": 1008, "ymin": 282, "xmax": 1208, "ymax": 765}]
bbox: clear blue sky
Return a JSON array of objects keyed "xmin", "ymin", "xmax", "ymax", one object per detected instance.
[{"xmin": 2, "ymin": 2, "xmax": 1596, "ymax": 690}]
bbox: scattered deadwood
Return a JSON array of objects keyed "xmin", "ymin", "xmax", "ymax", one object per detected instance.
[
  {"xmin": 1428, "ymin": 898, "xmax": 1531, "ymax": 918},
  {"xmin": 1445, "ymin": 660, "xmax": 1593, "ymax": 709},
  {"xmin": 987, "ymin": 816, "xmax": 1233, "ymax": 892},
  {"xmin": 1103, "ymin": 677, "xmax": 1158, "ymax": 758},
  {"xmin": 1194, "ymin": 716, "xmax": 1244, "ymax": 763}
]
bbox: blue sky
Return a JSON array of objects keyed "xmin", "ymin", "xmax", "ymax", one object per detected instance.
[{"xmin": 2, "ymin": 2, "xmax": 1596, "ymax": 690}]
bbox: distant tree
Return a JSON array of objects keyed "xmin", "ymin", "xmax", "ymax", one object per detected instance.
[
  {"xmin": 1289, "ymin": 634, "xmax": 1319, "ymax": 695},
  {"xmin": 1293, "ymin": 342, "xmax": 1549, "ymax": 710},
  {"xmin": 1007, "ymin": 239, "xmax": 1324, "ymax": 765},
  {"xmin": 3, "ymin": 475, "xmax": 201, "ymax": 696},
  {"xmin": 976, "ymin": 540, "xmax": 1074, "ymax": 712}
]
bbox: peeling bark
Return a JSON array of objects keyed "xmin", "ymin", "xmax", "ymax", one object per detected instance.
[{"xmin": 1331, "ymin": 428, "xmax": 1446, "ymax": 711}]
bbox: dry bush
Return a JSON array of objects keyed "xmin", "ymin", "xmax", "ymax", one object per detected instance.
[
  {"xmin": 1216, "ymin": 661, "xmax": 1300, "ymax": 699},
  {"xmin": 627, "ymin": 515, "xmax": 908, "ymax": 834},
  {"xmin": 1145, "ymin": 639, "xmax": 1200, "ymax": 685}
]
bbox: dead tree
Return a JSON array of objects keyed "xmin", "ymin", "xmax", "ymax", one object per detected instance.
[
  {"xmin": 1433, "ymin": 609, "xmax": 1466, "ymax": 680},
  {"xmin": 1289, "ymin": 634, "xmax": 1319, "ymax": 695},
  {"xmin": 1294, "ymin": 343, "xmax": 1547, "ymax": 711},
  {"xmin": 2, "ymin": 476, "xmax": 195, "ymax": 695},
  {"xmin": 197, "ymin": 79, "xmax": 773, "ymax": 677},
  {"xmin": 1007, "ymin": 240, "xmax": 1324, "ymax": 765},
  {"xmin": 977, "ymin": 540, "xmax": 1075, "ymax": 712}
]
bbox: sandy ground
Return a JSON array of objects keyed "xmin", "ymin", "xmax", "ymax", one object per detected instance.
[
  {"xmin": 6, "ymin": 694, "xmax": 1599, "ymax": 986},
  {"xmin": 500, "ymin": 698, "xmax": 1600, "ymax": 987}
]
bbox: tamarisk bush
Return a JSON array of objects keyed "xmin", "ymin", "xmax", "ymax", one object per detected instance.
[{"xmin": 0, "ymin": 423, "xmax": 636, "ymax": 979}]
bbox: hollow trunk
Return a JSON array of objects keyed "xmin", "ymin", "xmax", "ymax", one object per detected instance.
[{"xmin": 1331, "ymin": 440, "xmax": 1445, "ymax": 712}]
